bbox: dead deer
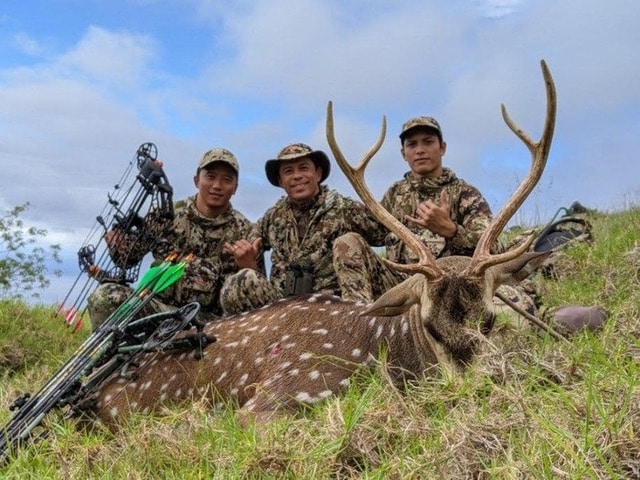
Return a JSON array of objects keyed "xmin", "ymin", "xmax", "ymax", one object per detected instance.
[{"xmin": 88, "ymin": 60, "xmax": 556, "ymax": 427}]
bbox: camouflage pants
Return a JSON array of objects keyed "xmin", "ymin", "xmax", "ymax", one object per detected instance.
[
  {"xmin": 220, "ymin": 268, "xmax": 281, "ymax": 316},
  {"xmin": 493, "ymin": 284, "xmax": 539, "ymax": 327},
  {"xmin": 87, "ymin": 282, "xmax": 175, "ymax": 331},
  {"xmin": 332, "ymin": 232, "xmax": 407, "ymax": 302}
]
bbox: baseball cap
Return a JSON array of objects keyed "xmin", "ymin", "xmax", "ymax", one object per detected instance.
[
  {"xmin": 399, "ymin": 116, "xmax": 443, "ymax": 141},
  {"xmin": 197, "ymin": 148, "xmax": 239, "ymax": 174}
]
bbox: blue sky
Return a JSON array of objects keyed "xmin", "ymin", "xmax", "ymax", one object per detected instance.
[{"xmin": 1, "ymin": 0, "xmax": 639, "ymax": 305}]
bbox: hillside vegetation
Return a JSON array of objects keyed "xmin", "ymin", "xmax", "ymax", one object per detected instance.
[{"xmin": 1, "ymin": 207, "xmax": 639, "ymax": 479}]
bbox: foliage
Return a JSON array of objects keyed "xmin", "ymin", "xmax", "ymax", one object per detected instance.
[
  {"xmin": 1, "ymin": 207, "xmax": 640, "ymax": 478},
  {"xmin": 0, "ymin": 203, "xmax": 62, "ymax": 300}
]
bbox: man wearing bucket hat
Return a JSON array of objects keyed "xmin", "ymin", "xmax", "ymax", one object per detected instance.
[
  {"xmin": 88, "ymin": 148, "xmax": 261, "ymax": 329},
  {"xmin": 219, "ymin": 142, "xmax": 389, "ymax": 314}
]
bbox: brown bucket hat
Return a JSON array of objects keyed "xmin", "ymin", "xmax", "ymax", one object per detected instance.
[{"xmin": 265, "ymin": 143, "xmax": 331, "ymax": 187}]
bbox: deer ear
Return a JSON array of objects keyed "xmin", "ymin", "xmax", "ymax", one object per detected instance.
[
  {"xmin": 491, "ymin": 250, "xmax": 551, "ymax": 287},
  {"xmin": 362, "ymin": 276, "xmax": 422, "ymax": 317}
]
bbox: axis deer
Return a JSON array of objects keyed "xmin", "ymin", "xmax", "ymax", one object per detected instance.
[{"xmin": 87, "ymin": 60, "xmax": 556, "ymax": 427}]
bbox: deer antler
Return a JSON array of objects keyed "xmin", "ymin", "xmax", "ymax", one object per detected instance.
[
  {"xmin": 326, "ymin": 101, "xmax": 443, "ymax": 279},
  {"xmin": 465, "ymin": 59, "xmax": 557, "ymax": 276}
]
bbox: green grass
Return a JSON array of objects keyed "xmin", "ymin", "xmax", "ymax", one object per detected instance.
[{"xmin": 1, "ymin": 207, "xmax": 640, "ymax": 478}]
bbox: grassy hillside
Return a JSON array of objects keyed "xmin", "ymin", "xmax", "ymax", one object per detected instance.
[{"xmin": 1, "ymin": 207, "xmax": 639, "ymax": 479}]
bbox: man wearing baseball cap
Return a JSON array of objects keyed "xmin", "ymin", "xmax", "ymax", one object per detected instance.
[
  {"xmin": 334, "ymin": 115, "xmax": 540, "ymax": 316},
  {"xmin": 381, "ymin": 115, "xmax": 493, "ymax": 262},
  {"xmin": 88, "ymin": 147, "xmax": 262, "ymax": 329},
  {"xmin": 219, "ymin": 141, "xmax": 388, "ymax": 315}
]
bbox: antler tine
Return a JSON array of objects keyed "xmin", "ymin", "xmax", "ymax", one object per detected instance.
[
  {"xmin": 326, "ymin": 101, "xmax": 443, "ymax": 278},
  {"xmin": 467, "ymin": 60, "xmax": 557, "ymax": 275}
]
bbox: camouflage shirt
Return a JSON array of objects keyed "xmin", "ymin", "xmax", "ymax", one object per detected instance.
[
  {"xmin": 108, "ymin": 195, "xmax": 256, "ymax": 315},
  {"xmin": 251, "ymin": 185, "xmax": 387, "ymax": 295},
  {"xmin": 381, "ymin": 167, "xmax": 492, "ymax": 263}
]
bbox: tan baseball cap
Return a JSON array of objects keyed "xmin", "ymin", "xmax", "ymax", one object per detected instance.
[
  {"xmin": 197, "ymin": 148, "xmax": 239, "ymax": 174},
  {"xmin": 399, "ymin": 116, "xmax": 443, "ymax": 141}
]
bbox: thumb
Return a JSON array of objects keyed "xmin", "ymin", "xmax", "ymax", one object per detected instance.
[
  {"xmin": 440, "ymin": 189, "xmax": 450, "ymax": 210},
  {"xmin": 252, "ymin": 237, "xmax": 263, "ymax": 251}
]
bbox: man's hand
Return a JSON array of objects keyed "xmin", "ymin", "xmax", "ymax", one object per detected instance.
[
  {"xmin": 405, "ymin": 190, "xmax": 457, "ymax": 239},
  {"xmin": 223, "ymin": 238, "xmax": 262, "ymax": 270}
]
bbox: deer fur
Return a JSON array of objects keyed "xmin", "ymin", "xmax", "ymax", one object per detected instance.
[{"xmin": 89, "ymin": 251, "xmax": 547, "ymax": 427}]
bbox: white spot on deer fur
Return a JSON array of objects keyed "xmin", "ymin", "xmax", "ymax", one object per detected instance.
[
  {"xmin": 376, "ymin": 325, "xmax": 383, "ymax": 338},
  {"xmin": 255, "ymin": 357, "xmax": 264, "ymax": 365},
  {"xmin": 390, "ymin": 325, "xmax": 396, "ymax": 337},
  {"xmin": 174, "ymin": 388, "xmax": 182, "ymax": 398},
  {"xmin": 179, "ymin": 352, "xmax": 187, "ymax": 361},
  {"xmin": 214, "ymin": 357, "xmax": 221, "ymax": 365},
  {"xmin": 169, "ymin": 374, "xmax": 177, "ymax": 382},
  {"xmin": 109, "ymin": 407, "xmax": 119, "ymax": 418},
  {"xmin": 247, "ymin": 325, "xmax": 259, "ymax": 331},
  {"xmin": 141, "ymin": 381, "xmax": 152, "ymax": 391},
  {"xmin": 284, "ymin": 342, "xmax": 296, "ymax": 349},
  {"xmin": 280, "ymin": 362, "xmax": 292, "ymax": 370},
  {"xmin": 131, "ymin": 401, "xmax": 138, "ymax": 409},
  {"xmin": 238, "ymin": 373, "xmax": 249, "ymax": 385},
  {"xmin": 319, "ymin": 390, "xmax": 333, "ymax": 399},
  {"xmin": 352, "ymin": 348, "xmax": 362, "ymax": 357},
  {"xmin": 331, "ymin": 310, "xmax": 340, "ymax": 316},
  {"xmin": 216, "ymin": 372, "xmax": 228, "ymax": 383},
  {"xmin": 142, "ymin": 407, "xmax": 150, "ymax": 414},
  {"xmin": 312, "ymin": 328, "xmax": 328, "ymax": 335},
  {"xmin": 300, "ymin": 352, "xmax": 312, "ymax": 360},
  {"xmin": 340, "ymin": 378, "xmax": 350, "ymax": 387},
  {"xmin": 300, "ymin": 327, "xmax": 308, "ymax": 332},
  {"xmin": 116, "ymin": 378, "xmax": 126, "ymax": 384},
  {"xmin": 231, "ymin": 388, "xmax": 239, "ymax": 395},
  {"xmin": 309, "ymin": 370, "xmax": 320, "ymax": 380},
  {"xmin": 295, "ymin": 392, "xmax": 313, "ymax": 402},
  {"xmin": 280, "ymin": 312, "xmax": 288, "ymax": 318},
  {"xmin": 281, "ymin": 334, "xmax": 291, "ymax": 341},
  {"xmin": 104, "ymin": 394, "xmax": 113, "ymax": 403},
  {"xmin": 402, "ymin": 321, "xmax": 409, "ymax": 334},
  {"xmin": 160, "ymin": 393, "xmax": 167, "ymax": 402},
  {"xmin": 308, "ymin": 296, "xmax": 318, "ymax": 303},
  {"xmin": 264, "ymin": 373, "xmax": 283, "ymax": 387},
  {"xmin": 227, "ymin": 341, "xmax": 240, "ymax": 348},
  {"xmin": 150, "ymin": 359, "xmax": 159, "ymax": 366},
  {"xmin": 323, "ymin": 343, "xmax": 334, "ymax": 349},
  {"xmin": 289, "ymin": 368, "xmax": 300, "ymax": 376},
  {"xmin": 160, "ymin": 383, "xmax": 169, "ymax": 391}
]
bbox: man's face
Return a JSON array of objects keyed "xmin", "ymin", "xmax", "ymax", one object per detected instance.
[
  {"xmin": 278, "ymin": 157, "xmax": 322, "ymax": 203},
  {"xmin": 194, "ymin": 162, "xmax": 238, "ymax": 216},
  {"xmin": 401, "ymin": 129, "xmax": 446, "ymax": 178}
]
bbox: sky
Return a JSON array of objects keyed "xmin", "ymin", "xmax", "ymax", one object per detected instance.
[{"xmin": 1, "ymin": 0, "xmax": 639, "ymax": 306}]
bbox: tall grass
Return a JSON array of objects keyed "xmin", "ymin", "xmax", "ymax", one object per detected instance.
[{"xmin": 1, "ymin": 207, "xmax": 639, "ymax": 479}]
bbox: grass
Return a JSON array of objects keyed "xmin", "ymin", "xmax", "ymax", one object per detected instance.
[{"xmin": 1, "ymin": 207, "xmax": 640, "ymax": 478}]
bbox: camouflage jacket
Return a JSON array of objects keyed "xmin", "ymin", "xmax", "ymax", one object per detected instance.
[
  {"xmin": 381, "ymin": 168, "xmax": 492, "ymax": 263},
  {"xmin": 108, "ymin": 195, "xmax": 256, "ymax": 315},
  {"xmin": 251, "ymin": 186, "xmax": 387, "ymax": 295}
]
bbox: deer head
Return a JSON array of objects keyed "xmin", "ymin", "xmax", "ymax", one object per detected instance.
[{"xmin": 88, "ymin": 60, "xmax": 556, "ymax": 427}]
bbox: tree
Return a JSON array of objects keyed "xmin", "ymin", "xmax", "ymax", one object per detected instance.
[{"xmin": 0, "ymin": 203, "xmax": 62, "ymax": 300}]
